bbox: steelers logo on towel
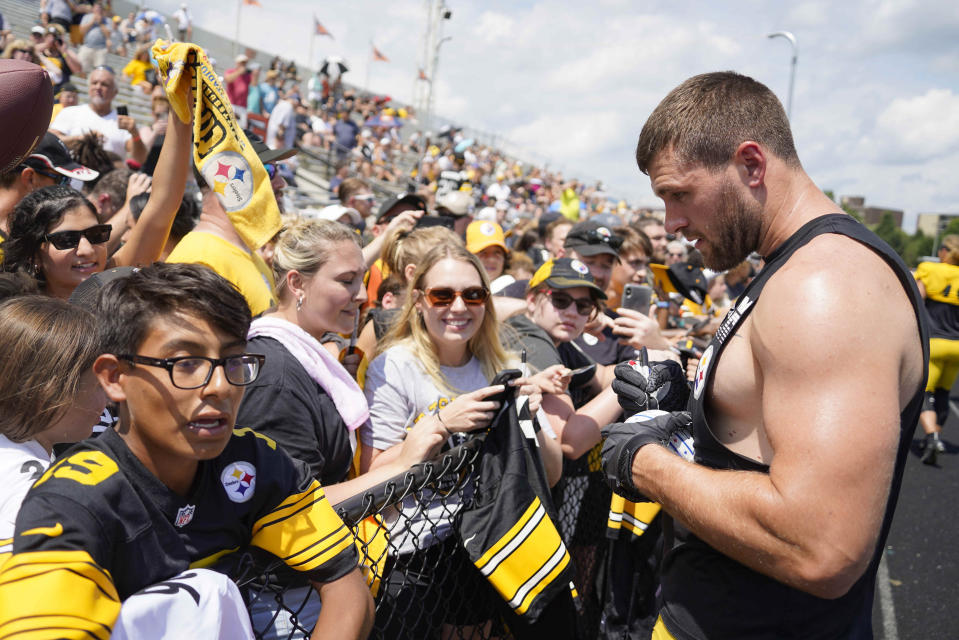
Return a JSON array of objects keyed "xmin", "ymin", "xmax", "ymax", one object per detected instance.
[
  {"xmin": 202, "ymin": 151, "xmax": 254, "ymax": 212},
  {"xmin": 693, "ymin": 344, "xmax": 714, "ymax": 400},
  {"xmin": 480, "ymin": 222, "xmax": 497, "ymax": 236},
  {"xmin": 570, "ymin": 259, "xmax": 590, "ymax": 275},
  {"xmin": 221, "ymin": 461, "xmax": 257, "ymax": 503}
]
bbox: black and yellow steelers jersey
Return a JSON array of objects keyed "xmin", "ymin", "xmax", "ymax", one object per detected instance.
[
  {"xmin": 915, "ymin": 261, "xmax": 959, "ymax": 339},
  {"xmin": 0, "ymin": 427, "xmax": 357, "ymax": 639}
]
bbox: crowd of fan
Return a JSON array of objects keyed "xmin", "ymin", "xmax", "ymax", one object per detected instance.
[{"xmin": 0, "ymin": 10, "xmax": 768, "ymax": 639}]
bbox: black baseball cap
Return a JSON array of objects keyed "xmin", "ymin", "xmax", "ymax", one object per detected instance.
[
  {"xmin": 23, "ymin": 132, "xmax": 99, "ymax": 182},
  {"xmin": 666, "ymin": 262, "xmax": 707, "ymax": 305},
  {"xmin": 528, "ymin": 257, "xmax": 607, "ymax": 299},
  {"xmin": 376, "ymin": 192, "xmax": 428, "ymax": 222},
  {"xmin": 243, "ymin": 129, "xmax": 297, "ymax": 164},
  {"xmin": 68, "ymin": 266, "xmax": 138, "ymax": 311},
  {"xmin": 563, "ymin": 220, "xmax": 623, "ymax": 258}
]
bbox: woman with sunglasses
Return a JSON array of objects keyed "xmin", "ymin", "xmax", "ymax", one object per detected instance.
[
  {"xmin": 360, "ymin": 242, "xmax": 559, "ymax": 638},
  {"xmin": 2, "ymin": 102, "xmax": 192, "ymax": 299},
  {"xmin": 507, "ymin": 257, "xmax": 623, "ymax": 459}
]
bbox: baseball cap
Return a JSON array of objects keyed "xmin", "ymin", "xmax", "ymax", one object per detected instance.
[
  {"xmin": 649, "ymin": 262, "xmax": 708, "ymax": 305},
  {"xmin": 30, "ymin": 25, "xmax": 46, "ymax": 36},
  {"xmin": 68, "ymin": 266, "xmax": 138, "ymax": 312},
  {"xmin": 314, "ymin": 204, "xmax": 364, "ymax": 229},
  {"xmin": 528, "ymin": 258, "xmax": 607, "ymax": 299},
  {"xmin": 435, "ymin": 190, "xmax": 473, "ymax": 217},
  {"xmin": 23, "ymin": 132, "xmax": 99, "ymax": 182},
  {"xmin": 243, "ymin": 129, "xmax": 296, "ymax": 164},
  {"xmin": 235, "ymin": 54, "xmax": 248, "ymax": 64},
  {"xmin": 563, "ymin": 220, "xmax": 622, "ymax": 258},
  {"xmin": 375, "ymin": 193, "xmax": 427, "ymax": 223},
  {"xmin": 465, "ymin": 221, "xmax": 506, "ymax": 255}
]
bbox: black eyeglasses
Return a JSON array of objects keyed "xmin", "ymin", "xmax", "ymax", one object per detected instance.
[
  {"xmin": 45, "ymin": 224, "xmax": 112, "ymax": 250},
  {"xmin": 421, "ymin": 286, "xmax": 489, "ymax": 307},
  {"xmin": 119, "ymin": 354, "xmax": 266, "ymax": 389},
  {"xmin": 546, "ymin": 289, "xmax": 597, "ymax": 316},
  {"xmin": 580, "ymin": 228, "xmax": 623, "ymax": 251}
]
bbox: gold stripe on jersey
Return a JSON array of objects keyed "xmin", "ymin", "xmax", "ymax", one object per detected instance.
[
  {"xmin": 607, "ymin": 495, "xmax": 661, "ymax": 539},
  {"xmin": 474, "ymin": 497, "xmax": 572, "ymax": 615},
  {"xmin": 189, "ymin": 545, "xmax": 240, "ymax": 570},
  {"xmin": 0, "ymin": 549, "xmax": 119, "ymax": 639},
  {"xmin": 251, "ymin": 479, "xmax": 354, "ymax": 573},
  {"xmin": 233, "ymin": 427, "xmax": 278, "ymax": 450}
]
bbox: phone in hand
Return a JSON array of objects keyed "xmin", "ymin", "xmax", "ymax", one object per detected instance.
[
  {"xmin": 488, "ymin": 368, "xmax": 523, "ymax": 404},
  {"xmin": 414, "ymin": 215, "xmax": 453, "ymax": 230},
  {"xmin": 621, "ymin": 284, "xmax": 653, "ymax": 315},
  {"xmin": 116, "ymin": 105, "xmax": 129, "ymax": 116},
  {"xmin": 568, "ymin": 363, "xmax": 597, "ymax": 390}
]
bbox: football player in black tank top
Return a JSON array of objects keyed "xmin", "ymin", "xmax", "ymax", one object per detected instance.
[{"xmin": 601, "ymin": 72, "xmax": 927, "ymax": 639}]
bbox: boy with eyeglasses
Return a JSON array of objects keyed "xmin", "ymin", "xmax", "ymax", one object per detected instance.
[{"xmin": 0, "ymin": 262, "xmax": 373, "ymax": 639}]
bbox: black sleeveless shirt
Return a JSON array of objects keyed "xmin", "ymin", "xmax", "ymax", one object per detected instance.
[{"xmin": 660, "ymin": 214, "xmax": 929, "ymax": 639}]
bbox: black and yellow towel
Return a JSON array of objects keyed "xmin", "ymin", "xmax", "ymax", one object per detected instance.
[
  {"xmin": 457, "ymin": 394, "xmax": 574, "ymax": 621},
  {"xmin": 607, "ymin": 494, "xmax": 661, "ymax": 541},
  {"xmin": 152, "ymin": 40, "xmax": 281, "ymax": 251}
]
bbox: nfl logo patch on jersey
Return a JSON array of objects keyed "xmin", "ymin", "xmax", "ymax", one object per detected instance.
[
  {"xmin": 174, "ymin": 504, "xmax": 195, "ymax": 527},
  {"xmin": 221, "ymin": 462, "xmax": 257, "ymax": 503}
]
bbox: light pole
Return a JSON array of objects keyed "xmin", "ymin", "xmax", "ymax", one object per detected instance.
[
  {"xmin": 766, "ymin": 31, "xmax": 798, "ymax": 121},
  {"xmin": 427, "ymin": 35, "xmax": 451, "ymax": 133}
]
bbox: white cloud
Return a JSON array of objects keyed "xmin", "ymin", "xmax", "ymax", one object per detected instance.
[{"xmin": 873, "ymin": 89, "xmax": 959, "ymax": 161}]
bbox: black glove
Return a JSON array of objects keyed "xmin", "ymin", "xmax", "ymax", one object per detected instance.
[
  {"xmin": 612, "ymin": 359, "xmax": 689, "ymax": 416},
  {"xmin": 601, "ymin": 410, "xmax": 694, "ymax": 502}
]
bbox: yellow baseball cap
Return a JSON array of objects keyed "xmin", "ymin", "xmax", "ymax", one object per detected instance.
[{"xmin": 466, "ymin": 220, "xmax": 507, "ymax": 255}]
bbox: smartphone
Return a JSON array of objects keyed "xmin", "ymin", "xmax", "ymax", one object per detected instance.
[
  {"xmin": 488, "ymin": 368, "xmax": 523, "ymax": 404},
  {"xmin": 568, "ymin": 363, "xmax": 597, "ymax": 390},
  {"xmin": 414, "ymin": 215, "xmax": 454, "ymax": 230},
  {"xmin": 621, "ymin": 284, "xmax": 653, "ymax": 315},
  {"xmin": 116, "ymin": 105, "xmax": 129, "ymax": 116}
]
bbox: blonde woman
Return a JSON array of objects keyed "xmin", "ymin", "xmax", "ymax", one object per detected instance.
[{"xmin": 360, "ymin": 242, "xmax": 559, "ymax": 638}]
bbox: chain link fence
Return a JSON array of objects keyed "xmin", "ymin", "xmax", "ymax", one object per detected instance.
[{"xmin": 230, "ymin": 436, "xmax": 627, "ymax": 640}]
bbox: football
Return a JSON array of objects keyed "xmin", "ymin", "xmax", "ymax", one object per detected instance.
[{"xmin": 0, "ymin": 60, "xmax": 54, "ymax": 176}]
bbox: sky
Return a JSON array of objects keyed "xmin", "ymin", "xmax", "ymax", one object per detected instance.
[{"xmin": 157, "ymin": 0, "xmax": 959, "ymax": 231}]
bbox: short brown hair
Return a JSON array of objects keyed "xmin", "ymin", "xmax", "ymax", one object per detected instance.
[
  {"xmin": 635, "ymin": 71, "xmax": 799, "ymax": 175},
  {"xmin": 0, "ymin": 296, "xmax": 99, "ymax": 442},
  {"xmin": 615, "ymin": 226, "xmax": 651, "ymax": 257},
  {"xmin": 338, "ymin": 177, "xmax": 370, "ymax": 203}
]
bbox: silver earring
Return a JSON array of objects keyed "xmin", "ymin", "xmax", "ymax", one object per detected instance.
[{"xmin": 296, "ymin": 296, "xmax": 304, "ymax": 311}]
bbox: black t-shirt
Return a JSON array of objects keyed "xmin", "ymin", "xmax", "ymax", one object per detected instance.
[
  {"xmin": 504, "ymin": 315, "xmax": 593, "ymax": 408},
  {"xmin": 573, "ymin": 310, "xmax": 641, "ymax": 366},
  {"xmin": 237, "ymin": 336, "xmax": 353, "ymax": 485}
]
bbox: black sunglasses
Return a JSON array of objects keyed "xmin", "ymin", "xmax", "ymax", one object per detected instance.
[
  {"xmin": 29, "ymin": 167, "xmax": 71, "ymax": 186},
  {"xmin": 45, "ymin": 224, "xmax": 112, "ymax": 250},
  {"xmin": 264, "ymin": 163, "xmax": 278, "ymax": 179},
  {"xmin": 422, "ymin": 286, "xmax": 489, "ymax": 307},
  {"xmin": 546, "ymin": 289, "xmax": 597, "ymax": 316},
  {"xmin": 119, "ymin": 354, "xmax": 266, "ymax": 390}
]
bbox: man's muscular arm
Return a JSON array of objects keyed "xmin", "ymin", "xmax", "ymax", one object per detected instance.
[{"xmin": 628, "ymin": 239, "xmax": 922, "ymax": 599}]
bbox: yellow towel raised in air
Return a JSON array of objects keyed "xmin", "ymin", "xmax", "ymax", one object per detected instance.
[{"xmin": 151, "ymin": 40, "xmax": 280, "ymax": 251}]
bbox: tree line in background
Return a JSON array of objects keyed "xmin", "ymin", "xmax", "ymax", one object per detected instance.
[{"xmin": 825, "ymin": 191, "xmax": 938, "ymax": 268}]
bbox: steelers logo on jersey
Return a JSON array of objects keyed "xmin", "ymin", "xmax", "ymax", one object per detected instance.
[
  {"xmin": 220, "ymin": 461, "xmax": 256, "ymax": 503},
  {"xmin": 693, "ymin": 344, "xmax": 714, "ymax": 400}
]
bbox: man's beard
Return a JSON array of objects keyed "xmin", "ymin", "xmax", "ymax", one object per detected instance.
[{"xmin": 701, "ymin": 180, "xmax": 762, "ymax": 271}]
